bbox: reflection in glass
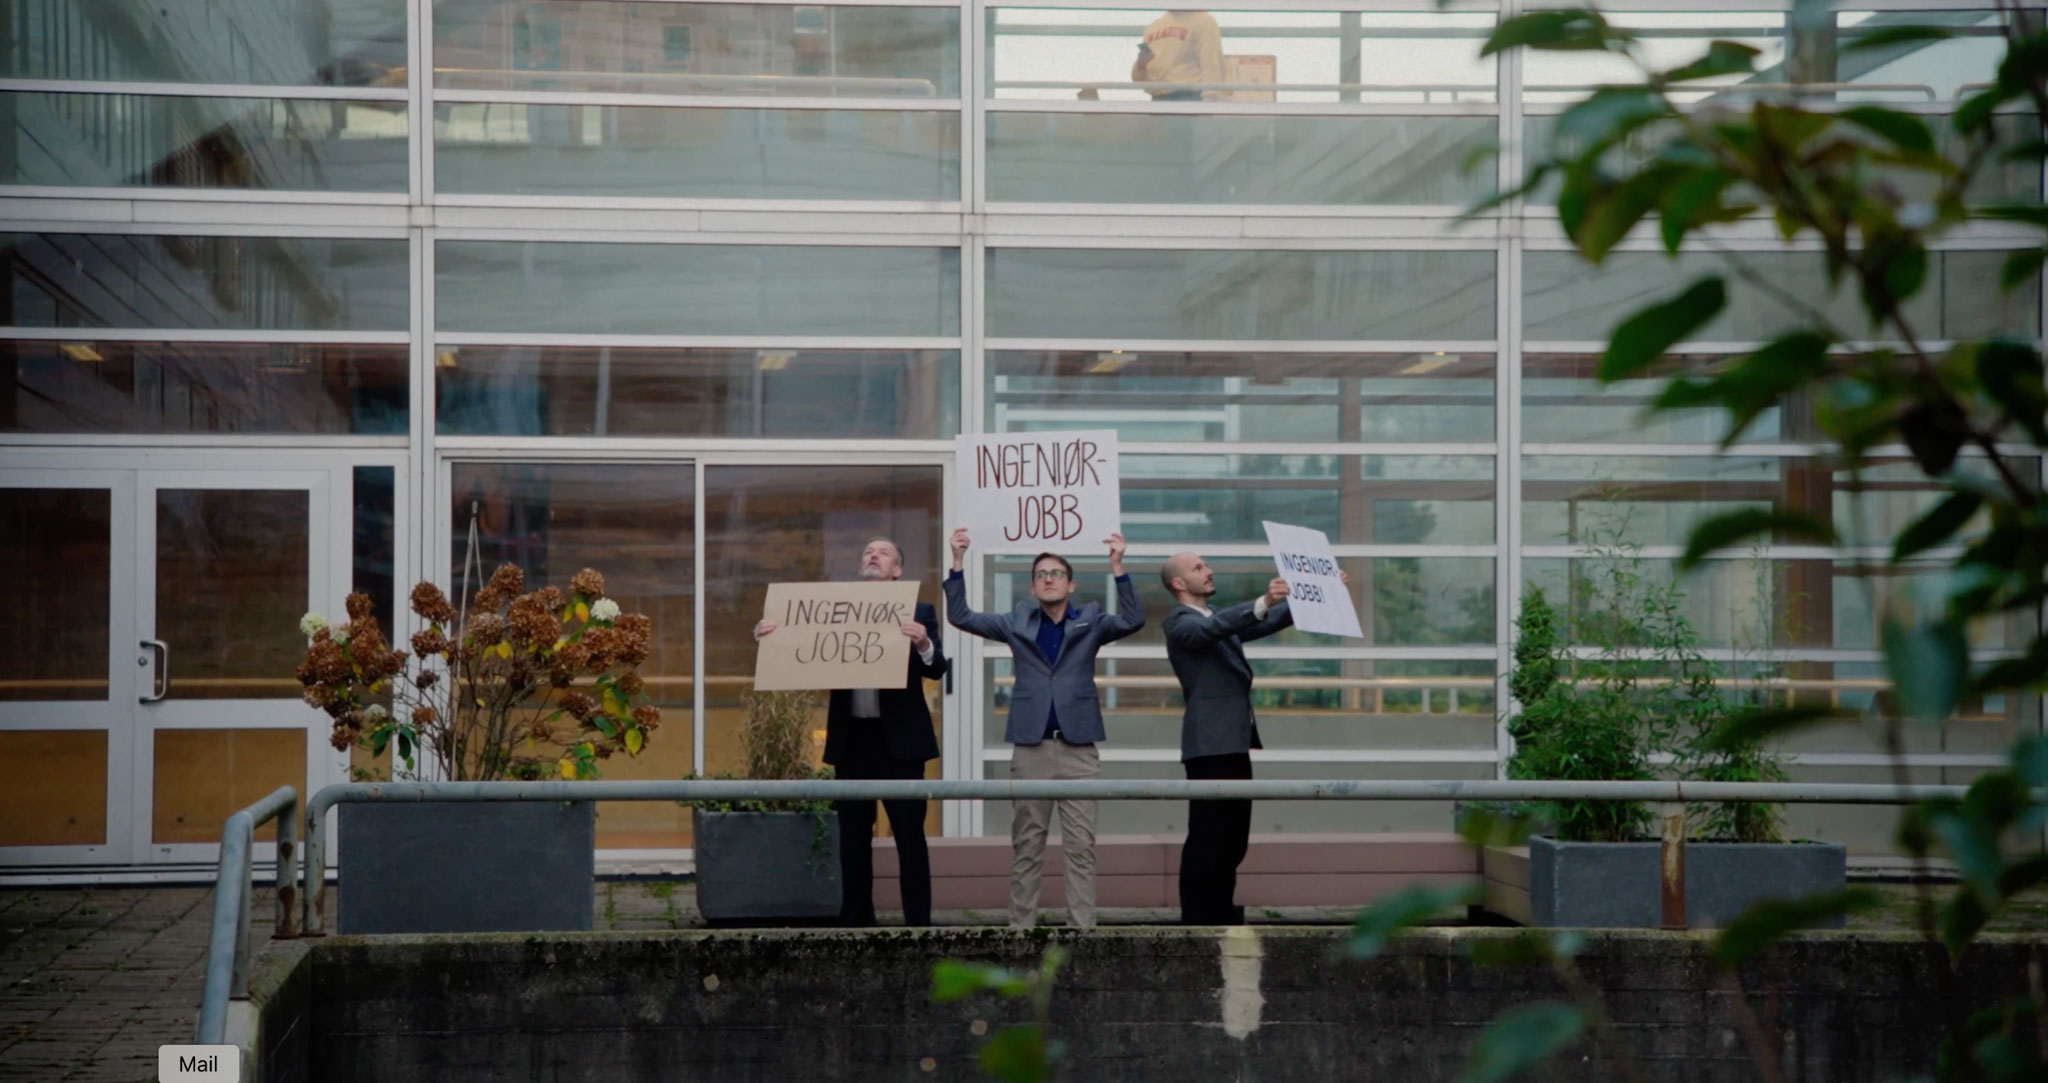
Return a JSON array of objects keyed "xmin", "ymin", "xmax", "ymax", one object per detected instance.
[
  {"xmin": 989, "ymin": 9, "xmax": 1496, "ymax": 103},
  {"xmin": 1120, "ymin": 454, "xmax": 1494, "ymax": 546},
  {"xmin": 989, "ymin": 349, "xmax": 1493, "ymax": 442},
  {"xmin": 703, "ymin": 465, "xmax": 945, "ymax": 775},
  {"xmin": 1525, "ymin": 249, "xmax": 2038, "ymax": 343},
  {"xmin": 436, "ymin": 242, "xmax": 961, "ymax": 337},
  {"xmin": 0, "ymin": 489, "xmax": 110, "ymax": 702},
  {"xmin": 4, "ymin": 94, "xmax": 408, "ymax": 193},
  {"xmin": 3, "ymin": 234, "xmax": 409, "ymax": 331},
  {"xmin": 450, "ymin": 463, "xmax": 696, "ymax": 848},
  {"xmin": 988, "ymin": 248, "xmax": 1496, "ymax": 340},
  {"xmin": 982, "ymin": 656, "xmax": 1496, "ymax": 749},
  {"xmin": 1523, "ymin": 352, "xmax": 1784, "ymax": 444},
  {"xmin": 353, "ymin": 467, "xmax": 397, "ymax": 635},
  {"xmin": 155, "ymin": 490, "xmax": 308, "ymax": 700},
  {"xmin": 3, "ymin": 0, "xmax": 407, "ymax": 86},
  {"xmin": 988, "ymin": 114, "xmax": 1495, "ymax": 205},
  {"xmin": 988, "ymin": 555, "xmax": 1494, "ymax": 648},
  {"xmin": 153, "ymin": 729, "xmax": 304, "ymax": 843},
  {"xmin": 436, "ymin": 105, "xmax": 960, "ymax": 201},
  {"xmin": 1523, "ymin": 454, "xmax": 2036, "ymax": 548},
  {"xmin": 3, "ymin": 341, "xmax": 407, "ymax": 435},
  {"xmin": 436, "ymin": 346, "xmax": 958, "ymax": 439},
  {"xmin": 1524, "ymin": 556, "xmax": 2029, "ymax": 651},
  {"xmin": 1523, "ymin": 9, "xmax": 2014, "ymax": 105},
  {"xmin": 435, "ymin": 1, "xmax": 960, "ymax": 98}
]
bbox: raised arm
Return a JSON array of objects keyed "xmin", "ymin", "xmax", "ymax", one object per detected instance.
[
  {"xmin": 1163, "ymin": 599, "xmax": 1266, "ymax": 653},
  {"xmin": 1099, "ymin": 532, "xmax": 1146, "ymax": 640},
  {"xmin": 1238, "ymin": 600, "xmax": 1294, "ymax": 644},
  {"xmin": 942, "ymin": 527, "xmax": 1011, "ymax": 640}
]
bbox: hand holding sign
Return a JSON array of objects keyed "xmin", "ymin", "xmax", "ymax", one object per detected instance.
[
  {"xmin": 753, "ymin": 581, "xmax": 922, "ymax": 691},
  {"xmin": 1262, "ymin": 521, "xmax": 1362, "ymax": 638},
  {"xmin": 956, "ymin": 430, "xmax": 1121, "ymax": 553}
]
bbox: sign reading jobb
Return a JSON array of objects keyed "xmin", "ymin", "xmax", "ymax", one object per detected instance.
[
  {"xmin": 956, "ymin": 430, "xmax": 1121, "ymax": 553},
  {"xmin": 1262, "ymin": 521, "xmax": 1362, "ymax": 639},
  {"xmin": 754, "ymin": 580, "xmax": 921, "ymax": 691}
]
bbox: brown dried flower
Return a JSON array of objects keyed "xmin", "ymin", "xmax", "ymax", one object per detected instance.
[
  {"xmin": 533, "ymin": 586, "xmax": 565, "ymax": 613},
  {"xmin": 632, "ymin": 704, "xmax": 661, "ymax": 730},
  {"xmin": 466, "ymin": 613, "xmax": 506, "ymax": 648},
  {"xmin": 560, "ymin": 692, "xmax": 597, "ymax": 721},
  {"xmin": 411, "ymin": 628, "xmax": 450, "ymax": 657},
  {"xmin": 616, "ymin": 671, "xmax": 644, "ymax": 696},
  {"xmin": 473, "ymin": 563, "xmax": 525, "ymax": 612},
  {"xmin": 345, "ymin": 592, "xmax": 375, "ymax": 622},
  {"xmin": 506, "ymin": 595, "xmax": 559, "ymax": 647},
  {"xmin": 411, "ymin": 705, "xmax": 439, "ymax": 725},
  {"xmin": 613, "ymin": 613, "xmax": 653, "ymax": 666},
  {"xmin": 410, "ymin": 581, "xmax": 458, "ymax": 624},
  {"xmin": 570, "ymin": 568, "xmax": 604, "ymax": 598}
]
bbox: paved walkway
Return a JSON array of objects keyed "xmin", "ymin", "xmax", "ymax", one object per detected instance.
[{"xmin": 2, "ymin": 879, "xmax": 2037, "ymax": 1081}]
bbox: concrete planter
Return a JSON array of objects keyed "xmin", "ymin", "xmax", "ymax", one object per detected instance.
[
  {"xmin": 1492, "ymin": 835, "xmax": 1847, "ymax": 929},
  {"xmin": 337, "ymin": 800, "xmax": 595, "ymax": 934},
  {"xmin": 692, "ymin": 809, "xmax": 840, "ymax": 924}
]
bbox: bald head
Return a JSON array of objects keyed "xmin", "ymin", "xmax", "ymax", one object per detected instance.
[{"xmin": 1161, "ymin": 551, "xmax": 1214, "ymax": 601}]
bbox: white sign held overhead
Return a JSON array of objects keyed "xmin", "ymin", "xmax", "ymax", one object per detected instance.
[
  {"xmin": 956, "ymin": 431, "xmax": 1122, "ymax": 553},
  {"xmin": 1262, "ymin": 521, "xmax": 1362, "ymax": 639}
]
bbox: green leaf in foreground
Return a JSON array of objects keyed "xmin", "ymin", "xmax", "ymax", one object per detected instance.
[
  {"xmin": 1458, "ymin": 1002, "xmax": 1587, "ymax": 1083},
  {"xmin": 1346, "ymin": 882, "xmax": 1482, "ymax": 958},
  {"xmin": 1712, "ymin": 888, "xmax": 1884, "ymax": 965},
  {"xmin": 932, "ymin": 959, "xmax": 1028, "ymax": 1003},
  {"xmin": 1601, "ymin": 277, "xmax": 1726, "ymax": 381}
]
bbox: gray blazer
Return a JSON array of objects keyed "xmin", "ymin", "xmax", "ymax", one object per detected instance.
[
  {"xmin": 943, "ymin": 572, "xmax": 1146, "ymax": 746},
  {"xmin": 1163, "ymin": 599, "xmax": 1293, "ymax": 761}
]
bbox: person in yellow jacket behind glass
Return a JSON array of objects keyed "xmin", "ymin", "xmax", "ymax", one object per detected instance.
[{"xmin": 1133, "ymin": 10, "xmax": 1226, "ymax": 101}]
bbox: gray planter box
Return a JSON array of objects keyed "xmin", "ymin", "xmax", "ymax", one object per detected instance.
[
  {"xmin": 338, "ymin": 801, "xmax": 594, "ymax": 935},
  {"xmin": 1503, "ymin": 835, "xmax": 1846, "ymax": 929},
  {"xmin": 693, "ymin": 809, "xmax": 840, "ymax": 924}
]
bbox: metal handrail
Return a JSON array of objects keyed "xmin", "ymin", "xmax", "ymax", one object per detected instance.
[
  {"xmin": 195, "ymin": 785, "xmax": 300, "ymax": 1046},
  {"xmin": 296, "ymin": 776, "xmax": 1979, "ymax": 937}
]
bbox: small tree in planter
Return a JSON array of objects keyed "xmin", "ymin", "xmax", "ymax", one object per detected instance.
[
  {"xmin": 686, "ymin": 689, "xmax": 842, "ymax": 925},
  {"xmin": 1496, "ymin": 538, "xmax": 1842, "ymax": 928},
  {"xmin": 295, "ymin": 563, "xmax": 660, "ymax": 933}
]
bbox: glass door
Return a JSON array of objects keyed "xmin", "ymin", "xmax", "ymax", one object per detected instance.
[
  {"xmin": 0, "ymin": 470, "xmax": 139, "ymax": 865},
  {"xmin": 134, "ymin": 469, "xmax": 333, "ymax": 864}
]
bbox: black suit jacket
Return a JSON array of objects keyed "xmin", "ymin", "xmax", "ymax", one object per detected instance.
[
  {"xmin": 822, "ymin": 599, "xmax": 948, "ymax": 766},
  {"xmin": 1163, "ymin": 599, "xmax": 1292, "ymax": 761}
]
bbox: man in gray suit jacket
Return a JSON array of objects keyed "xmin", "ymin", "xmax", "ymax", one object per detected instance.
[
  {"xmin": 944, "ymin": 527, "xmax": 1144, "ymax": 929},
  {"xmin": 1161, "ymin": 553, "xmax": 1297, "ymax": 925}
]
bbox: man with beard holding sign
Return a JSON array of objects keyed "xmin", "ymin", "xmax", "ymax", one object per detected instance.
[
  {"xmin": 944, "ymin": 527, "xmax": 1143, "ymax": 929},
  {"xmin": 1160, "ymin": 552, "xmax": 1345, "ymax": 925},
  {"xmin": 753, "ymin": 537, "xmax": 946, "ymax": 927}
]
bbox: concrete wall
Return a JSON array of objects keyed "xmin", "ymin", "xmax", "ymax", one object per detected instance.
[{"xmin": 254, "ymin": 927, "xmax": 2047, "ymax": 1083}]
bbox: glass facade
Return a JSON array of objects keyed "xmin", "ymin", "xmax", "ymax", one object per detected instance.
[{"xmin": 1, "ymin": 0, "xmax": 2040, "ymax": 864}]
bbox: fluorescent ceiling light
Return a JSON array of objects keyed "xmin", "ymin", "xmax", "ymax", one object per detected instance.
[
  {"xmin": 757, "ymin": 351, "xmax": 796, "ymax": 371},
  {"xmin": 1087, "ymin": 350, "xmax": 1128, "ymax": 375},
  {"xmin": 60, "ymin": 343, "xmax": 103, "ymax": 362},
  {"xmin": 1401, "ymin": 351, "xmax": 1458, "ymax": 375}
]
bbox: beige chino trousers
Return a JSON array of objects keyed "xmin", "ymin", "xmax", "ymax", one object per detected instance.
[{"xmin": 1008, "ymin": 737, "xmax": 1101, "ymax": 929}]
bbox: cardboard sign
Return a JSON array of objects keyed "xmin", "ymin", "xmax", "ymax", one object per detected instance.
[
  {"xmin": 956, "ymin": 430, "xmax": 1121, "ymax": 553},
  {"xmin": 1262, "ymin": 521, "xmax": 1362, "ymax": 638},
  {"xmin": 1225, "ymin": 55, "xmax": 1276, "ymax": 102},
  {"xmin": 753, "ymin": 580, "xmax": 922, "ymax": 691}
]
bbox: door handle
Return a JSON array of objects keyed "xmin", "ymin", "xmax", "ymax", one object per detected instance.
[{"xmin": 139, "ymin": 639, "xmax": 169, "ymax": 703}]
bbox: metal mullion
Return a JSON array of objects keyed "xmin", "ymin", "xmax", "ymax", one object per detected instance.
[
  {"xmin": 429, "ymin": 225, "xmax": 964, "ymax": 246},
  {"xmin": 0, "ymin": 328, "xmax": 410, "ymax": 344},
  {"xmin": 432, "ymin": 89, "xmax": 961, "ymax": 112},
  {"xmin": 1525, "ymin": 441, "xmax": 2045, "ymax": 459},
  {"xmin": 0, "ymin": 185, "xmax": 409, "ymax": 206},
  {"xmin": 433, "ymin": 437, "xmax": 955, "ymax": 459},
  {"xmin": 1522, "ymin": 543, "xmax": 1959, "ymax": 561},
  {"xmin": 983, "ymin": 100, "xmax": 1498, "ymax": 118},
  {"xmin": 963, "ymin": 0, "xmax": 983, "ymax": 217},
  {"xmin": 693, "ymin": 462, "xmax": 707, "ymax": 780},
  {"xmin": 436, "ymin": 332, "xmax": 961, "ymax": 350},
  {"xmin": 986, "ymin": 337, "xmax": 1498, "ymax": 353},
  {"xmin": 991, "ymin": 0, "xmax": 1499, "ymax": 11},
  {"xmin": 1101, "ymin": 543, "xmax": 1496, "ymax": 558},
  {"xmin": 0, "ymin": 78, "xmax": 408, "ymax": 102},
  {"xmin": 0, "ymin": 434, "xmax": 409, "ymax": 451},
  {"xmin": 0, "ymin": 219, "xmax": 410, "ymax": 240},
  {"xmin": 416, "ymin": 0, "xmax": 432, "ymax": 207},
  {"xmin": 430, "ymin": 195, "xmax": 962, "ymax": 216},
  {"xmin": 983, "ymin": 201, "xmax": 1488, "ymax": 222},
  {"xmin": 984, "ymin": 232, "xmax": 1504, "ymax": 251},
  {"xmin": 1116, "ymin": 440, "xmax": 1496, "ymax": 456},
  {"xmin": 1523, "ymin": 339, "xmax": 1970, "ymax": 354}
]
